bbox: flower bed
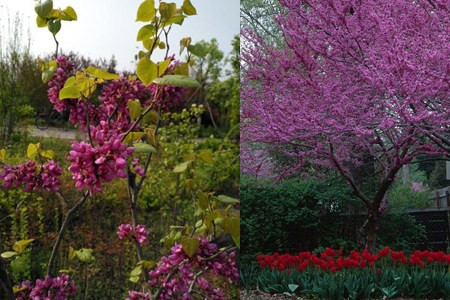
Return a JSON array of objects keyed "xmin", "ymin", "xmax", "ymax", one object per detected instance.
[{"xmin": 243, "ymin": 248, "xmax": 450, "ymax": 299}]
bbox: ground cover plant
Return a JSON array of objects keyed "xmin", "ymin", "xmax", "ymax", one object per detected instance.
[
  {"xmin": 0, "ymin": 1, "xmax": 240, "ymax": 299},
  {"xmin": 241, "ymin": 247, "xmax": 450, "ymax": 299}
]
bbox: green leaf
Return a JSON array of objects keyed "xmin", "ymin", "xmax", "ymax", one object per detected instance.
[
  {"xmin": 133, "ymin": 142, "xmax": 157, "ymax": 154},
  {"xmin": 224, "ymin": 217, "xmax": 240, "ymax": 240},
  {"xmin": 36, "ymin": 15, "xmax": 48, "ymax": 28},
  {"xmin": 129, "ymin": 276, "xmax": 140, "ymax": 283},
  {"xmin": 76, "ymin": 248, "xmax": 95, "ymax": 263},
  {"xmin": 123, "ymin": 132, "xmax": 145, "ymax": 144},
  {"xmin": 47, "ymin": 19, "xmax": 61, "ymax": 35},
  {"xmin": 27, "ymin": 144, "xmax": 40, "ymax": 160},
  {"xmin": 197, "ymin": 191, "xmax": 209, "ymax": 210},
  {"xmin": 173, "ymin": 160, "xmax": 192, "ymax": 173},
  {"xmin": 35, "ymin": 0, "xmax": 53, "ymax": 18},
  {"xmin": 187, "ymin": 43, "xmax": 206, "ymax": 58},
  {"xmin": 127, "ymin": 100, "xmax": 142, "ymax": 121},
  {"xmin": 59, "ymin": 85, "xmax": 81, "ymax": 100},
  {"xmin": 136, "ymin": 0, "xmax": 155, "ymax": 22},
  {"xmin": 181, "ymin": 236, "xmax": 199, "ymax": 257},
  {"xmin": 62, "ymin": 6, "xmax": 77, "ymax": 21},
  {"xmin": 13, "ymin": 239, "xmax": 34, "ymax": 254},
  {"xmin": 288, "ymin": 284, "xmax": 299, "ymax": 293},
  {"xmin": 153, "ymin": 75, "xmax": 200, "ymax": 88},
  {"xmin": 182, "ymin": 0, "xmax": 197, "ymax": 15},
  {"xmin": 159, "ymin": 2, "xmax": 177, "ymax": 20},
  {"xmin": 1, "ymin": 251, "xmax": 18, "ymax": 259},
  {"xmin": 137, "ymin": 24, "xmax": 155, "ymax": 41},
  {"xmin": 137, "ymin": 57, "xmax": 157, "ymax": 85},
  {"xmin": 216, "ymin": 195, "xmax": 240, "ymax": 204}
]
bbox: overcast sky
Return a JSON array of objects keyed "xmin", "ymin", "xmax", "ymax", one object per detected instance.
[{"xmin": 0, "ymin": 0, "xmax": 240, "ymax": 71}]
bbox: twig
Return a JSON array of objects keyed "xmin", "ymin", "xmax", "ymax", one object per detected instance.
[
  {"xmin": 47, "ymin": 191, "xmax": 89, "ymax": 276},
  {"xmin": 153, "ymin": 259, "xmax": 189, "ymax": 299},
  {"xmin": 188, "ymin": 270, "xmax": 203, "ymax": 294}
]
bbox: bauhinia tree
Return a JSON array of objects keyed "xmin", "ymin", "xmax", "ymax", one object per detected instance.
[{"xmin": 242, "ymin": 0, "xmax": 449, "ymax": 250}]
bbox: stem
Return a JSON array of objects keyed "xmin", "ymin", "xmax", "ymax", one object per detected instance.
[
  {"xmin": 83, "ymin": 264, "xmax": 89, "ymax": 300},
  {"xmin": 47, "ymin": 191, "xmax": 89, "ymax": 276},
  {"xmin": 153, "ymin": 259, "xmax": 189, "ymax": 299},
  {"xmin": 53, "ymin": 34, "xmax": 59, "ymax": 59}
]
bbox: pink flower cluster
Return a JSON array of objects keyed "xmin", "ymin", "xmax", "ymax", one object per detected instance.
[
  {"xmin": 0, "ymin": 160, "xmax": 62, "ymax": 192},
  {"xmin": 148, "ymin": 236, "xmax": 239, "ymax": 300},
  {"xmin": 117, "ymin": 224, "xmax": 149, "ymax": 245},
  {"xmin": 125, "ymin": 290, "xmax": 150, "ymax": 300},
  {"xmin": 15, "ymin": 274, "xmax": 77, "ymax": 300},
  {"xmin": 67, "ymin": 124, "xmax": 134, "ymax": 194},
  {"xmin": 48, "ymin": 56, "xmax": 75, "ymax": 112}
]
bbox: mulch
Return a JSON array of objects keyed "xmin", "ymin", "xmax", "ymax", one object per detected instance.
[{"xmin": 240, "ymin": 290, "xmax": 424, "ymax": 300}]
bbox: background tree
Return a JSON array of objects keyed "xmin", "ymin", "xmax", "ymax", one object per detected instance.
[{"xmin": 242, "ymin": 0, "xmax": 450, "ymax": 250}]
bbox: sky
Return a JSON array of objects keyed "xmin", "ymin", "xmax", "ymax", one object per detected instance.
[{"xmin": 0, "ymin": 0, "xmax": 240, "ymax": 71}]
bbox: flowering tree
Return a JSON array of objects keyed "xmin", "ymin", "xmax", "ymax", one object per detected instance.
[
  {"xmin": 242, "ymin": 0, "xmax": 449, "ymax": 250},
  {"xmin": 0, "ymin": 0, "xmax": 239, "ymax": 299}
]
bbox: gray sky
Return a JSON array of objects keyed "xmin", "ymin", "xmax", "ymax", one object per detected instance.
[{"xmin": 0, "ymin": 0, "xmax": 240, "ymax": 71}]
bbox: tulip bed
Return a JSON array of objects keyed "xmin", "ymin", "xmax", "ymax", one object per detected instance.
[{"xmin": 241, "ymin": 247, "xmax": 450, "ymax": 299}]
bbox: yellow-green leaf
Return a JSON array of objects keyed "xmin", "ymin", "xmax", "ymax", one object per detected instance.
[
  {"xmin": 182, "ymin": 0, "xmax": 197, "ymax": 15},
  {"xmin": 137, "ymin": 57, "xmax": 157, "ymax": 85},
  {"xmin": 157, "ymin": 58, "xmax": 171, "ymax": 76},
  {"xmin": 198, "ymin": 150, "xmax": 213, "ymax": 164},
  {"xmin": 36, "ymin": 15, "xmax": 48, "ymax": 28},
  {"xmin": 40, "ymin": 150, "xmax": 55, "ymax": 160},
  {"xmin": 62, "ymin": 6, "xmax": 77, "ymax": 21},
  {"xmin": 137, "ymin": 260, "xmax": 156, "ymax": 269},
  {"xmin": 163, "ymin": 15, "xmax": 186, "ymax": 27},
  {"xmin": 1, "ymin": 251, "xmax": 17, "ymax": 259},
  {"xmin": 123, "ymin": 132, "xmax": 145, "ymax": 144},
  {"xmin": 179, "ymin": 37, "xmax": 192, "ymax": 55},
  {"xmin": 198, "ymin": 191, "xmax": 209, "ymax": 210},
  {"xmin": 181, "ymin": 236, "xmax": 199, "ymax": 257},
  {"xmin": 153, "ymin": 75, "xmax": 200, "ymax": 88},
  {"xmin": 216, "ymin": 195, "xmax": 240, "ymax": 205},
  {"xmin": 13, "ymin": 239, "xmax": 34, "ymax": 254},
  {"xmin": 136, "ymin": 0, "xmax": 155, "ymax": 22},
  {"xmin": 64, "ymin": 76, "xmax": 76, "ymax": 87},
  {"xmin": 27, "ymin": 144, "xmax": 40, "ymax": 160},
  {"xmin": 59, "ymin": 85, "xmax": 81, "ymax": 99},
  {"xmin": 0, "ymin": 148, "xmax": 6, "ymax": 162},
  {"xmin": 86, "ymin": 66, "xmax": 120, "ymax": 80},
  {"xmin": 224, "ymin": 217, "xmax": 240, "ymax": 246},
  {"xmin": 159, "ymin": 2, "xmax": 177, "ymax": 20},
  {"xmin": 137, "ymin": 24, "xmax": 155, "ymax": 41},
  {"xmin": 173, "ymin": 160, "xmax": 192, "ymax": 173},
  {"xmin": 76, "ymin": 248, "xmax": 95, "ymax": 263},
  {"xmin": 127, "ymin": 100, "xmax": 142, "ymax": 121},
  {"xmin": 175, "ymin": 62, "xmax": 189, "ymax": 76},
  {"xmin": 59, "ymin": 268, "xmax": 76, "ymax": 274},
  {"xmin": 130, "ymin": 265, "xmax": 142, "ymax": 277}
]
